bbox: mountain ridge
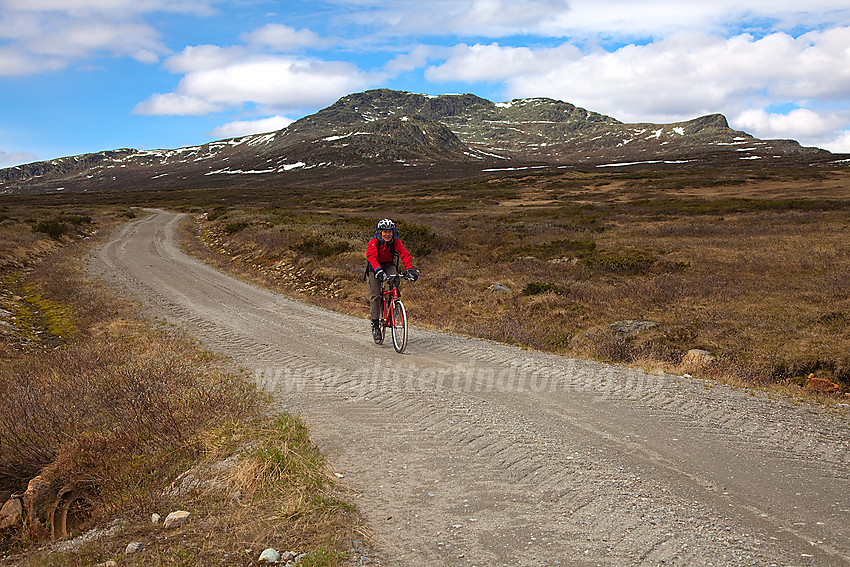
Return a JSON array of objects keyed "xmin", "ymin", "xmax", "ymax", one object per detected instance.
[{"xmin": 0, "ymin": 89, "xmax": 839, "ymax": 195}]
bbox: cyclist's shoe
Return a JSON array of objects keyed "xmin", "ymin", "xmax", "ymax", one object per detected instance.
[{"xmin": 371, "ymin": 320, "xmax": 382, "ymax": 342}]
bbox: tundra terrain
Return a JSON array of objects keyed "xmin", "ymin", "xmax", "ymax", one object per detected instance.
[{"xmin": 85, "ymin": 208, "xmax": 850, "ymax": 565}]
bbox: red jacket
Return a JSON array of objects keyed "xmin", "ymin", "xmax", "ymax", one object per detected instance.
[{"xmin": 367, "ymin": 237, "xmax": 413, "ymax": 272}]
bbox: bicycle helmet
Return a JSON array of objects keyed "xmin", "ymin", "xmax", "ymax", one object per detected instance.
[{"xmin": 375, "ymin": 218, "xmax": 398, "ymax": 242}]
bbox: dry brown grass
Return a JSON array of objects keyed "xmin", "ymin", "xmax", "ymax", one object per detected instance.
[
  {"xmin": 13, "ymin": 415, "xmax": 366, "ymax": 567},
  {"xmin": 2, "ymin": 165, "xmax": 846, "ymax": 561},
  {"xmin": 0, "ymin": 203, "xmax": 366, "ymax": 566},
  {"xmin": 181, "ymin": 166, "xmax": 850, "ymax": 397}
]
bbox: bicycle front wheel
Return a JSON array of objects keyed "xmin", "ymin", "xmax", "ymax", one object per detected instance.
[{"xmin": 390, "ymin": 299, "xmax": 407, "ymax": 353}]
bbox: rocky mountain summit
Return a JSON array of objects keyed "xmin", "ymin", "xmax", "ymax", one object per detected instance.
[{"xmin": 0, "ymin": 89, "xmax": 837, "ymax": 195}]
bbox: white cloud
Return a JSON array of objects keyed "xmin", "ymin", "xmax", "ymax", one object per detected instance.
[
  {"xmin": 26, "ymin": 20, "xmax": 167, "ymax": 60},
  {"xmin": 426, "ymin": 43, "xmax": 581, "ymax": 83},
  {"xmin": 733, "ymin": 107, "xmax": 850, "ymax": 151},
  {"xmin": 325, "ymin": 0, "xmax": 850, "ymax": 38},
  {"xmin": 439, "ymin": 0, "xmax": 572, "ymax": 36},
  {"xmin": 817, "ymin": 130, "xmax": 850, "ymax": 153},
  {"xmin": 4, "ymin": 1, "xmax": 216, "ymax": 18},
  {"xmin": 208, "ymin": 115, "xmax": 294, "ymax": 139},
  {"xmin": 734, "ymin": 108, "xmax": 840, "ymax": 140},
  {"xmin": 771, "ymin": 27, "xmax": 850, "ymax": 99},
  {"xmin": 242, "ymin": 24, "xmax": 325, "ymax": 52},
  {"xmin": 532, "ymin": 0, "xmax": 850, "ymax": 36},
  {"xmin": 134, "ymin": 93, "xmax": 222, "ymax": 115},
  {"xmin": 424, "ymin": 27, "xmax": 850, "ymax": 125},
  {"xmin": 384, "ymin": 45, "xmax": 439, "ymax": 74},
  {"xmin": 5, "ymin": 0, "xmax": 850, "ymax": 160},
  {"xmin": 137, "ymin": 22, "xmax": 378, "ymax": 118},
  {"xmin": 340, "ymin": 0, "xmax": 574, "ymax": 37},
  {"xmin": 137, "ymin": 53, "xmax": 377, "ymax": 115},
  {"xmin": 0, "ymin": 149, "xmax": 38, "ymax": 167},
  {"xmin": 0, "ymin": 47, "xmax": 64, "ymax": 75},
  {"xmin": 500, "ymin": 32, "xmax": 753, "ymax": 120},
  {"xmin": 163, "ymin": 44, "xmax": 246, "ymax": 73},
  {"xmin": 0, "ymin": 0, "xmax": 214, "ymax": 75}
]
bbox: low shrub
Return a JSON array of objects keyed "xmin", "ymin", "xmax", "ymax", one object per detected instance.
[
  {"xmin": 30, "ymin": 215, "xmax": 92, "ymax": 240},
  {"xmin": 522, "ymin": 281, "xmax": 569, "ymax": 296},
  {"xmin": 395, "ymin": 220, "xmax": 450, "ymax": 256},
  {"xmin": 571, "ymin": 329, "xmax": 632, "ymax": 363},
  {"xmin": 585, "ymin": 251, "xmax": 656, "ymax": 274},
  {"xmin": 206, "ymin": 206, "xmax": 228, "ymax": 221},
  {"xmin": 224, "ymin": 221, "xmax": 250, "ymax": 234},
  {"xmin": 61, "ymin": 214, "xmax": 92, "ymax": 225},
  {"xmin": 507, "ymin": 238, "xmax": 596, "ymax": 260},
  {"xmin": 0, "ymin": 335, "xmax": 260, "ymax": 490},
  {"xmin": 32, "ymin": 219, "xmax": 68, "ymax": 239},
  {"xmin": 293, "ymin": 234, "xmax": 352, "ymax": 259}
]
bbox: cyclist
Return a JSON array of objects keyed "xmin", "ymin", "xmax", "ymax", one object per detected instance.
[{"xmin": 366, "ymin": 218, "xmax": 418, "ymax": 341}]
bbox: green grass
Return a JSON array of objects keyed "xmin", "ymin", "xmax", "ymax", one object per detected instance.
[{"xmin": 20, "ymin": 284, "xmax": 77, "ymax": 338}]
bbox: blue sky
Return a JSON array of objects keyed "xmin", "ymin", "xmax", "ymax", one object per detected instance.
[{"xmin": 2, "ymin": 0, "xmax": 850, "ymax": 167}]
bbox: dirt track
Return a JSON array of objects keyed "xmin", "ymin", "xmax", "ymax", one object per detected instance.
[{"xmin": 88, "ymin": 209, "xmax": 850, "ymax": 566}]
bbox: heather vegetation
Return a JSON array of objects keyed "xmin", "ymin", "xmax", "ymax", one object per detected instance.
[
  {"xmin": 181, "ymin": 165, "xmax": 850, "ymax": 397},
  {"xmin": 0, "ymin": 161, "xmax": 846, "ymax": 563}
]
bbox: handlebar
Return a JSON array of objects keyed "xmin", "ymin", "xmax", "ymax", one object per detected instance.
[
  {"xmin": 387, "ymin": 274, "xmax": 414, "ymax": 282},
  {"xmin": 382, "ymin": 271, "xmax": 419, "ymax": 284}
]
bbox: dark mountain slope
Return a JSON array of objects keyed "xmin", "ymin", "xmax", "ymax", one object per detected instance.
[{"xmin": 0, "ymin": 89, "xmax": 836, "ymax": 195}]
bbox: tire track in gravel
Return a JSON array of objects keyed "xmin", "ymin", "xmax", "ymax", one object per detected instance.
[{"xmin": 88, "ymin": 210, "xmax": 850, "ymax": 566}]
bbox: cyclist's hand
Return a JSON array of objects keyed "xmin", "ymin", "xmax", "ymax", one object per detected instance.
[
  {"xmin": 406, "ymin": 268, "xmax": 419, "ymax": 282},
  {"xmin": 374, "ymin": 269, "xmax": 386, "ymax": 282}
]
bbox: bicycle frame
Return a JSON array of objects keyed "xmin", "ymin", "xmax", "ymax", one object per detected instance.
[
  {"xmin": 380, "ymin": 275, "xmax": 402, "ymax": 326},
  {"xmin": 377, "ymin": 273, "xmax": 410, "ymax": 353}
]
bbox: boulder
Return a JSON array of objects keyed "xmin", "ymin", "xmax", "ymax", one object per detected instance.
[
  {"xmin": 0, "ymin": 497, "xmax": 22, "ymax": 529},
  {"xmin": 681, "ymin": 349, "xmax": 717, "ymax": 372},
  {"xmin": 258, "ymin": 548, "xmax": 279, "ymax": 564},
  {"xmin": 163, "ymin": 510, "xmax": 190, "ymax": 529},
  {"xmin": 608, "ymin": 320, "xmax": 659, "ymax": 336},
  {"xmin": 489, "ymin": 283, "xmax": 511, "ymax": 293},
  {"xmin": 125, "ymin": 541, "xmax": 144, "ymax": 554},
  {"xmin": 22, "ymin": 475, "xmax": 51, "ymax": 539}
]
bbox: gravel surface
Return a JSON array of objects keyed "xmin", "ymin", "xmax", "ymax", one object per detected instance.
[{"xmin": 88, "ymin": 209, "xmax": 850, "ymax": 566}]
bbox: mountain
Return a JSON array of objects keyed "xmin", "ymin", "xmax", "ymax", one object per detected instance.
[{"xmin": 0, "ymin": 89, "xmax": 837, "ymax": 195}]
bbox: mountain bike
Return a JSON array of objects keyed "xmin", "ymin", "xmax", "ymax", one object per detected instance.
[{"xmin": 374, "ymin": 272, "xmax": 415, "ymax": 353}]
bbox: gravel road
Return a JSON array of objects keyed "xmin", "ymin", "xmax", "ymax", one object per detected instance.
[{"xmin": 88, "ymin": 209, "xmax": 850, "ymax": 566}]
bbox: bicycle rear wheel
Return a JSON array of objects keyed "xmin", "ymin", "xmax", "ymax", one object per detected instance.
[{"xmin": 390, "ymin": 299, "xmax": 407, "ymax": 353}]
